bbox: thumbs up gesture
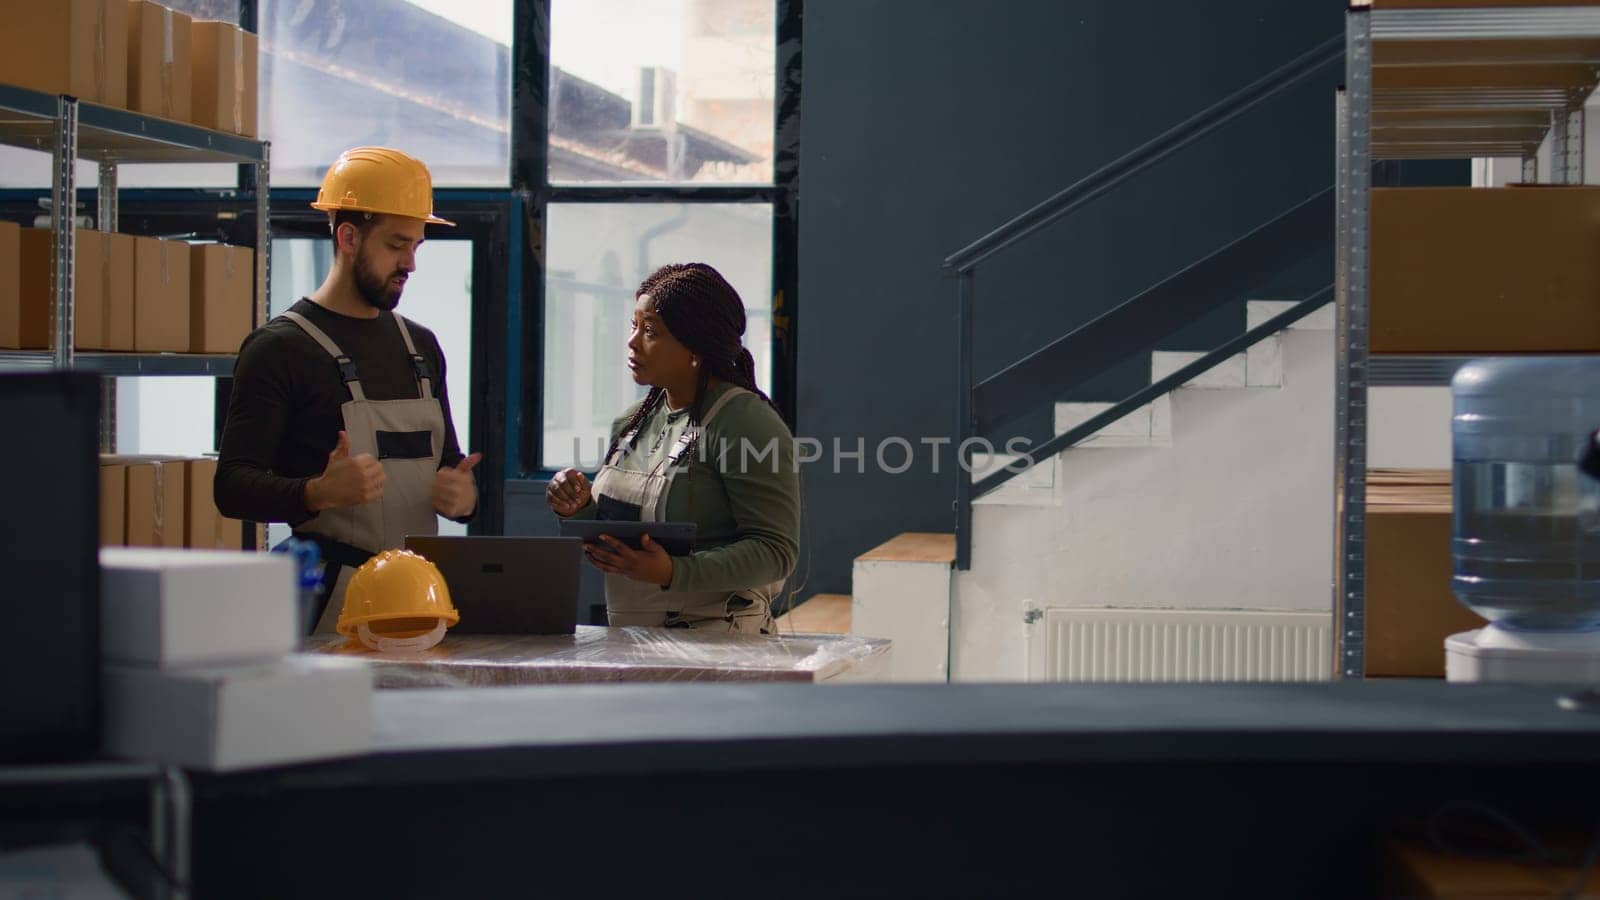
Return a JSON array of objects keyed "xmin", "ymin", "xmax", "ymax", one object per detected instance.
[
  {"xmin": 305, "ymin": 431, "xmax": 386, "ymax": 512},
  {"xmin": 432, "ymin": 451, "xmax": 482, "ymax": 519}
]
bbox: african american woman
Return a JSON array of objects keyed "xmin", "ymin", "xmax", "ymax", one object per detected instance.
[{"xmin": 546, "ymin": 263, "xmax": 800, "ymax": 634}]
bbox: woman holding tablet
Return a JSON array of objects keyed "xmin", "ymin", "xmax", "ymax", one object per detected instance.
[{"xmin": 546, "ymin": 263, "xmax": 800, "ymax": 634}]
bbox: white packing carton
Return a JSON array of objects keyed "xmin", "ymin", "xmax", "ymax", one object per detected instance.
[
  {"xmin": 102, "ymin": 655, "xmax": 373, "ymax": 772},
  {"xmin": 100, "ymin": 547, "xmax": 296, "ymax": 667}
]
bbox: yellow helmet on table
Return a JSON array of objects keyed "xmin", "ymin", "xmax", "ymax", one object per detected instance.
[
  {"xmin": 311, "ymin": 146, "xmax": 455, "ymax": 226},
  {"xmin": 337, "ymin": 549, "xmax": 460, "ymax": 653}
]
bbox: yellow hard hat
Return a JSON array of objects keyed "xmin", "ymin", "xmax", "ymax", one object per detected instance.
[
  {"xmin": 311, "ymin": 147, "xmax": 455, "ymax": 226},
  {"xmin": 337, "ymin": 549, "xmax": 460, "ymax": 652}
]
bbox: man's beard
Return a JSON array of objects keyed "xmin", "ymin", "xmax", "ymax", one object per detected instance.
[{"xmin": 354, "ymin": 249, "xmax": 405, "ymax": 312}]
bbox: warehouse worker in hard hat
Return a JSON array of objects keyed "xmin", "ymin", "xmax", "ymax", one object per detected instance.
[{"xmin": 216, "ymin": 147, "xmax": 480, "ymax": 633}]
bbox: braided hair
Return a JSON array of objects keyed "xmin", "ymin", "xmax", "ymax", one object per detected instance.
[{"xmin": 603, "ymin": 263, "xmax": 772, "ymax": 466}]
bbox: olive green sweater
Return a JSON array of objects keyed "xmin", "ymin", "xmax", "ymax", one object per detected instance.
[{"xmin": 565, "ymin": 383, "xmax": 800, "ymax": 593}]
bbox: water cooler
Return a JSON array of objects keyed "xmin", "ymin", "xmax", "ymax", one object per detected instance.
[{"xmin": 1444, "ymin": 358, "xmax": 1600, "ymax": 684}]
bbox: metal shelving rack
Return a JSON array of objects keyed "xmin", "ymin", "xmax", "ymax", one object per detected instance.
[
  {"xmin": 0, "ymin": 81, "xmax": 269, "ymax": 447},
  {"xmin": 0, "ymin": 84, "xmax": 265, "ymax": 896},
  {"xmin": 1336, "ymin": 1, "xmax": 1600, "ymax": 678},
  {"xmin": 0, "ymin": 762, "xmax": 191, "ymax": 899}
]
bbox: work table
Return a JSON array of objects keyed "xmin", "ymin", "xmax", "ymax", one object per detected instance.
[
  {"xmin": 186, "ymin": 680, "xmax": 1600, "ymax": 899},
  {"xmin": 303, "ymin": 626, "xmax": 893, "ymax": 685}
]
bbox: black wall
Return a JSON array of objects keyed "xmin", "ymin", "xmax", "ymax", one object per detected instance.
[
  {"xmin": 794, "ymin": 0, "xmax": 1349, "ymax": 593},
  {"xmin": 506, "ymin": 1, "xmax": 1464, "ymax": 606}
]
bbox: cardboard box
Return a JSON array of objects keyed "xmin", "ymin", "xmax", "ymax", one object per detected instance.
[
  {"xmin": 190, "ymin": 21, "xmax": 257, "ymax": 137},
  {"xmin": 100, "ymin": 462, "xmax": 127, "ymax": 546},
  {"xmin": 12, "ymin": 228, "xmax": 110, "ymax": 350},
  {"xmin": 1366, "ymin": 470, "xmax": 1489, "ymax": 678},
  {"xmin": 104, "ymin": 232, "xmax": 136, "ymax": 350},
  {"xmin": 109, "ymin": 455, "xmax": 186, "ymax": 548},
  {"xmin": 241, "ymin": 28, "xmax": 258, "ymax": 138},
  {"xmin": 183, "ymin": 457, "xmax": 243, "ymax": 549},
  {"xmin": 0, "ymin": 222, "xmax": 17, "ymax": 349},
  {"xmin": 218, "ymin": 517, "xmax": 246, "ymax": 551},
  {"xmin": 99, "ymin": 546, "xmax": 297, "ymax": 667},
  {"xmin": 189, "ymin": 243, "xmax": 253, "ymax": 352},
  {"xmin": 1372, "ymin": 187, "xmax": 1600, "ymax": 354},
  {"xmin": 0, "ymin": 0, "xmax": 127, "ymax": 107},
  {"xmin": 126, "ymin": 0, "xmax": 191, "ymax": 121},
  {"xmin": 74, "ymin": 230, "xmax": 107, "ymax": 349},
  {"xmin": 103, "ymin": 655, "xmax": 371, "ymax": 771},
  {"xmin": 185, "ymin": 457, "xmax": 215, "ymax": 548},
  {"xmin": 132, "ymin": 237, "xmax": 189, "ymax": 352}
]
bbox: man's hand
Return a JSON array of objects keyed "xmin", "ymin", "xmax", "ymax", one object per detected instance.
[
  {"xmin": 545, "ymin": 468, "xmax": 593, "ymax": 517},
  {"xmin": 305, "ymin": 430, "xmax": 385, "ymax": 511},
  {"xmin": 432, "ymin": 452, "xmax": 482, "ymax": 519},
  {"xmin": 584, "ymin": 533, "xmax": 673, "ymax": 589}
]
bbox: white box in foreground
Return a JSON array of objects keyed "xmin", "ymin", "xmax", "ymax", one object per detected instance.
[
  {"xmin": 100, "ymin": 547, "xmax": 296, "ymax": 667},
  {"xmin": 103, "ymin": 655, "xmax": 372, "ymax": 772}
]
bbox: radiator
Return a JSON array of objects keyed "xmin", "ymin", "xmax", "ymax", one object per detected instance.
[{"xmin": 1028, "ymin": 608, "xmax": 1333, "ymax": 683}]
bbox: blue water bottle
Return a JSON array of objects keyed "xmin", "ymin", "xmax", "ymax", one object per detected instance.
[
  {"xmin": 1451, "ymin": 358, "xmax": 1600, "ymax": 632},
  {"xmin": 271, "ymin": 537, "xmax": 325, "ymax": 641}
]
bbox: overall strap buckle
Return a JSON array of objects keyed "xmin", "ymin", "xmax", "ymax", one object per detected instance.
[{"xmin": 409, "ymin": 353, "xmax": 433, "ymax": 387}]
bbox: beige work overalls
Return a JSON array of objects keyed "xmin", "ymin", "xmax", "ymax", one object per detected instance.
[
  {"xmin": 595, "ymin": 386, "xmax": 781, "ymax": 634},
  {"xmin": 280, "ymin": 309, "xmax": 445, "ymax": 634}
]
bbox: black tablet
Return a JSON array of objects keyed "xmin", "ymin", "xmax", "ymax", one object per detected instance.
[{"xmin": 558, "ymin": 520, "xmax": 698, "ymax": 557}]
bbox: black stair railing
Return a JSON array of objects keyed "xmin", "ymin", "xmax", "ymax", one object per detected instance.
[{"xmin": 945, "ymin": 35, "xmax": 1343, "ymax": 570}]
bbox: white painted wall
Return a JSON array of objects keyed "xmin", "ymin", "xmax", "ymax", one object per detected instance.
[
  {"xmin": 850, "ymin": 558, "xmax": 951, "ymax": 683},
  {"xmin": 951, "ymin": 326, "xmax": 1335, "ymax": 682}
]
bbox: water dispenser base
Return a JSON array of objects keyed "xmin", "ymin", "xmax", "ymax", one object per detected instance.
[{"xmin": 1445, "ymin": 626, "xmax": 1600, "ymax": 683}]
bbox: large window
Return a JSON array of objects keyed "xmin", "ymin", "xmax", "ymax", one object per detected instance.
[
  {"xmin": 0, "ymin": 0, "xmax": 791, "ymax": 532},
  {"xmin": 550, "ymin": 0, "xmax": 774, "ymax": 184},
  {"xmin": 541, "ymin": 203, "xmax": 773, "ymax": 468},
  {"xmin": 538, "ymin": 0, "xmax": 781, "ymax": 473},
  {"xmin": 258, "ymin": 0, "xmax": 512, "ymax": 186}
]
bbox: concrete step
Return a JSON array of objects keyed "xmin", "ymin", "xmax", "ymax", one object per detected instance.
[
  {"xmin": 970, "ymin": 451, "xmax": 1059, "ymax": 507},
  {"xmin": 1247, "ymin": 299, "xmax": 1334, "ymax": 331},
  {"xmin": 1054, "ymin": 400, "xmax": 1173, "ymax": 448},
  {"xmin": 852, "ymin": 533, "xmax": 955, "ymax": 681},
  {"xmin": 775, "ymin": 593, "xmax": 852, "ymax": 634},
  {"xmin": 1151, "ymin": 350, "xmax": 1248, "ymax": 389}
]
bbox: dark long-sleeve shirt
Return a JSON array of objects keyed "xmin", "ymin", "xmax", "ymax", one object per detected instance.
[{"xmin": 215, "ymin": 298, "xmax": 471, "ymax": 527}]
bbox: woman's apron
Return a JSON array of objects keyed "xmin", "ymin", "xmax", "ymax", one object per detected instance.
[
  {"xmin": 594, "ymin": 386, "xmax": 781, "ymax": 634},
  {"xmin": 279, "ymin": 309, "xmax": 445, "ymax": 634}
]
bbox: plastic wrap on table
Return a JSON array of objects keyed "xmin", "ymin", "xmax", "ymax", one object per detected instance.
[{"xmin": 305, "ymin": 626, "xmax": 892, "ymax": 688}]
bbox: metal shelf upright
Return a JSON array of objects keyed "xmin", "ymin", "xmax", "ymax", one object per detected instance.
[{"xmin": 1336, "ymin": 1, "xmax": 1600, "ymax": 678}]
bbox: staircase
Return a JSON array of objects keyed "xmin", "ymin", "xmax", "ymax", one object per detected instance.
[
  {"xmin": 824, "ymin": 34, "xmax": 1350, "ymax": 683},
  {"xmin": 848, "ymin": 301, "xmax": 1337, "ymax": 682}
]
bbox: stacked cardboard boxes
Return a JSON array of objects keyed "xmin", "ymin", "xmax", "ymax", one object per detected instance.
[
  {"xmin": 2, "ymin": 234, "xmax": 252, "ymax": 354},
  {"xmin": 99, "ymin": 455, "xmax": 246, "ymax": 550},
  {"xmin": 5, "ymin": 229, "xmax": 136, "ymax": 350},
  {"xmin": 0, "ymin": 0, "xmax": 129, "ymax": 107},
  {"xmin": 0, "ymin": 1, "xmax": 259, "ymax": 138}
]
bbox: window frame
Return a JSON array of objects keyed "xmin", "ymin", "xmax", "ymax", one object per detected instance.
[
  {"xmin": 0, "ymin": 0, "xmax": 798, "ymax": 529},
  {"xmin": 513, "ymin": 0, "xmax": 801, "ymax": 480}
]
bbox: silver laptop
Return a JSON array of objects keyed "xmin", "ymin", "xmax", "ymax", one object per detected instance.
[{"xmin": 404, "ymin": 536, "xmax": 581, "ymax": 635}]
